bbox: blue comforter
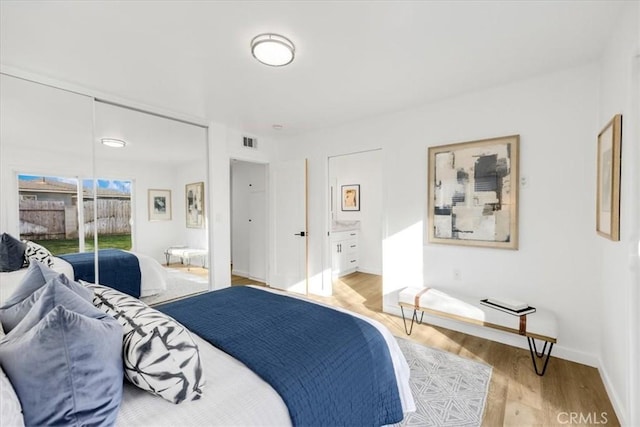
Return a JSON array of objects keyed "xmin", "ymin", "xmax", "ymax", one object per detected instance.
[
  {"xmin": 59, "ymin": 249, "xmax": 141, "ymax": 298},
  {"xmin": 158, "ymin": 286, "xmax": 403, "ymax": 426}
]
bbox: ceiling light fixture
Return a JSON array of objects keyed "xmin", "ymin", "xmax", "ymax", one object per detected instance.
[
  {"xmin": 251, "ymin": 33, "xmax": 295, "ymax": 67},
  {"xmin": 101, "ymin": 138, "xmax": 127, "ymax": 148}
]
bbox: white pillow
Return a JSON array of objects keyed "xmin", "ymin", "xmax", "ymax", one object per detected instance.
[
  {"xmin": 0, "ymin": 366, "xmax": 25, "ymax": 427},
  {"xmin": 23, "ymin": 241, "xmax": 54, "ymax": 267},
  {"xmin": 83, "ymin": 281, "xmax": 204, "ymax": 404}
]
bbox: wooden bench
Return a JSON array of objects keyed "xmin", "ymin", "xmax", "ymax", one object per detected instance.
[{"xmin": 398, "ymin": 286, "xmax": 558, "ymax": 376}]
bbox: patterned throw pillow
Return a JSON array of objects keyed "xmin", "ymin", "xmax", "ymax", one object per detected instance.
[
  {"xmin": 83, "ymin": 281, "xmax": 204, "ymax": 404},
  {"xmin": 23, "ymin": 241, "xmax": 54, "ymax": 267}
]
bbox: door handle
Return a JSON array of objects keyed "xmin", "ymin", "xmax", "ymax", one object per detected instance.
[{"xmin": 294, "ymin": 231, "xmax": 306, "ymax": 237}]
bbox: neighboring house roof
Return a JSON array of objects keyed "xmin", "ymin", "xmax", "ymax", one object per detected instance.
[
  {"xmin": 19, "ymin": 178, "xmax": 130, "ymax": 199},
  {"xmin": 19, "ymin": 178, "xmax": 77, "ymax": 194}
]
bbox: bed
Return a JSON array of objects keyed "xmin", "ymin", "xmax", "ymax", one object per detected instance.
[
  {"xmin": 116, "ymin": 286, "xmax": 415, "ymax": 426},
  {"xmin": 0, "ymin": 261, "xmax": 415, "ymax": 426},
  {"xmin": 0, "ymin": 251, "xmax": 167, "ymax": 303}
]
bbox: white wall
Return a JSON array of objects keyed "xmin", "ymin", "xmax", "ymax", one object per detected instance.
[
  {"xmin": 330, "ymin": 150, "xmax": 382, "ymax": 275},
  {"xmin": 279, "ymin": 64, "xmax": 602, "ymax": 367},
  {"xmin": 596, "ymin": 2, "xmax": 639, "ymax": 425}
]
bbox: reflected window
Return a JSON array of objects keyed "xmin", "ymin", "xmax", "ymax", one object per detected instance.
[{"xmin": 18, "ymin": 174, "xmax": 132, "ymax": 255}]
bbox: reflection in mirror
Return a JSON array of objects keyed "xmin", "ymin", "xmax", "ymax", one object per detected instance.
[
  {"xmin": 0, "ymin": 73, "xmax": 95, "ymax": 303},
  {"xmin": 93, "ymin": 101, "xmax": 209, "ymax": 304}
]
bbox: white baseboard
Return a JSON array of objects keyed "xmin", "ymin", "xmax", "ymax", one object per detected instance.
[
  {"xmin": 597, "ymin": 357, "xmax": 627, "ymax": 426},
  {"xmin": 357, "ymin": 266, "xmax": 382, "ymax": 276},
  {"xmin": 384, "ymin": 304, "xmax": 599, "ymax": 367},
  {"xmin": 231, "ymin": 269, "xmax": 249, "ymax": 278}
]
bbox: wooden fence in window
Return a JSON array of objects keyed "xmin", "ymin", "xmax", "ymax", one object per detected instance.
[
  {"xmin": 83, "ymin": 199, "xmax": 131, "ymax": 237},
  {"xmin": 19, "ymin": 199, "xmax": 131, "ymax": 239},
  {"xmin": 19, "ymin": 200, "xmax": 66, "ymax": 239}
]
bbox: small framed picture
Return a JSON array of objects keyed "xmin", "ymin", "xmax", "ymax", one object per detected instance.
[
  {"xmin": 596, "ymin": 114, "xmax": 622, "ymax": 241},
  {"xmin": 148, "ymin": 189, "xmax": 172, "ymax": 221},
  {"xmin": 186, "ymin": 181, "xmax": 205, "ymax": 228},
  {"xmin": 341, "ymin": 184, "xmax": 360, "ymax": 211}
]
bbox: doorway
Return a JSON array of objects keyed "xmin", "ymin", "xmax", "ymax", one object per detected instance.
[
  {"xmin": 328, "ymin": 149, "xmax": 383, "ymax": 295},
  {"xmin": 230, "ymin": 160, "xmax": 267, "ymax": 284}
]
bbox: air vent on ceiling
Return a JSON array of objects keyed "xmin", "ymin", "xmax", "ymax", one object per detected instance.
[{"xmin": 243, "ymin": 136, "xmax": 257, "ymax": 149}]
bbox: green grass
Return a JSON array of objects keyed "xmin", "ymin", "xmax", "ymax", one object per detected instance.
[{"xmin": 33, "ymin": 234, "xmax": 132, "ymax": 256}]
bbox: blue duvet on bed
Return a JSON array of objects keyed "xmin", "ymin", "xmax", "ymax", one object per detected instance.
[
  {"xmin": 157, "ymin": 286, "xmax": 403, "ymax": 426},
  {"xmin": 59, "ymin": 249, "xmax": 141, "ymax": 298}
]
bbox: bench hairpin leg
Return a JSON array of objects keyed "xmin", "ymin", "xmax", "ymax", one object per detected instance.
[
  {"xmin": 527, "ymin": 337, "xmax": 554, "ymax": 376},
  {"xmin": 400, "ymin": 307, "xmax": 424, "ymax": 336}
]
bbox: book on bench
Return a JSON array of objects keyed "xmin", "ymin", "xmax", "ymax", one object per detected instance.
[{"xmin": 480, "ymin": 299, "xmax": 536, "ymax": 316}]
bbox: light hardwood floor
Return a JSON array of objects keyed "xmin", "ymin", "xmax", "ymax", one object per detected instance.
[{"xmin": 208, "ymin": 270, "xmax": 619, "ymax": 426}]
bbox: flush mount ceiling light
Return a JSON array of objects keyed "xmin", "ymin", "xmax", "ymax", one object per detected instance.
[
  {"xmin": 251, "ymin": 33, "xmax": 295, "ymax": 67},
  {"xmin": 101, "ymin": 138, "xmax": 126, "ymax": 148}
]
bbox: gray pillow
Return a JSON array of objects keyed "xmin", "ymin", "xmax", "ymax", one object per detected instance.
[
  {"xmin": 0, "ymin": 261, "xmax": 92, "ymax": 309},
  {"xmin": 0, "ymin": 287, "xmax": 124, "ymax": 427},
  {"xmin": 0, "ymin": 275, "xmax": 93, "ymax": 333},
  {"xmin": 0, "ymin": 233, "xmax": 26, "ymax": 272}
]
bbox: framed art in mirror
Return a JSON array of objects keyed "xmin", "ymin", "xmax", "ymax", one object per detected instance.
[
  {"xmin": 341, "ymin": 184, "xmax": 360, "ymax": 211},
  {"xmin": 148, "ymin": 189, "xmax": 172, "ymax": 221},
  {"xmin": 596, "ymin": 114, "xmax": 622, "ymax": 241},
  {"xmin": 186, "ymin": 182, "xmax": 205, "ymax": 228},
  {"xmin": 428, "ymin": 134, "xmax": 519, "ymax": 249}
]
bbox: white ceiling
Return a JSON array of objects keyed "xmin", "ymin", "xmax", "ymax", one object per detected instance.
[{"xmin": 0, "ymin": 1, "xmax": 625, "ymax": 137}]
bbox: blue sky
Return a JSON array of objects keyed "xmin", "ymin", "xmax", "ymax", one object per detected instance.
[{"xmin": 19, "ymin": 174, "xmax": 131, "ymax": 194}]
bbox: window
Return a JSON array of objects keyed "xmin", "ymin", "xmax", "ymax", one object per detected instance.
[{"xmin": 18, "ymin": 174, "xmax": 132, "ymax": 255}]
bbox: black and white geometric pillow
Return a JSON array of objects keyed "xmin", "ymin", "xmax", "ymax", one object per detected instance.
[
  {"xmin": 23, "ymin": 241, "xmax": 54, "ymax": 267},
  {"xmin": 82, "ymin": 281, "xmax": 204, "ymax": 404}
]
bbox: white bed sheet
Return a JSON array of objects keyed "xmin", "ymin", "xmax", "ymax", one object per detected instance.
[
  {"xmin": 116, "ymin": 286, "xmax": 415, "ymax": 426},
  {"xmin": 0, "ymin": 253, "xmax": 167, "ymax": 305},
  {"xmin": 124, "ymin": 251, "xmax": 167, "ymax": 297},
  {"xmin": 116, "ymin": 332, "xmax": 292, "ymax": 426},
  {"xmin": 0, "ymin": 257, "xmax": 74, "ymax": 305}
]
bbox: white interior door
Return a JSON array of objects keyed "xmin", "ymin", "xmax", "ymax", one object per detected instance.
[
  {"xmin": 269, "ymin": 159, "xmax": 308, "ymax": 294},
  {"xmin": 249, "ymin": 190, "xmax": 266, "ymax": 282}
]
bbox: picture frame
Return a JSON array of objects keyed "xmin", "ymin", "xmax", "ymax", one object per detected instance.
[
  {"xmin": 341, "ymin": 184, "xmax": 360, "ymax": 211},
  {"xmin": 596, "ymin": 114, "xmax": 622, "ymax": 241},
  {"xmin": 148, "ymin": 189, "xmax": 172, "ymax": 221},
  {"xmin": 428, "ymin": 134, "xmax": 519, "ymax": 249},
  {"xmin": 185, "ymin": 181, "xmax": 205, "ymax": 228}
]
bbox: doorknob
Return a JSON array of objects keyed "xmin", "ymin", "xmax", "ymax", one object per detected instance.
[{"xmin": 294, "ymin": 231, "xmax": 306, "ymax": 237}]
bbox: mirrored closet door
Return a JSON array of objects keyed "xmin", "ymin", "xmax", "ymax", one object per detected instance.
[
  {"xmin": 0, "ymin": 73, "xmax": 210, "ymax": 305},
  {"xmin": 93, "ymin": 101, "xmax": 210, "ymax": 304}
]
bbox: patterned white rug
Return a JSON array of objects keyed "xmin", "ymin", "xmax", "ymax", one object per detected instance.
[
  {"xmin": 141, "ymin": 268, "xmax": 209, "ymax": 306},
  {"xmin": 395, "ymin": 338, "xmax": 492, "ymax": 427}
]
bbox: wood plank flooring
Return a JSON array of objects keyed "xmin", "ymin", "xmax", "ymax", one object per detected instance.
[{"xmin": 299, "ymin": 272, "xmax": 618, "ymax": 427}]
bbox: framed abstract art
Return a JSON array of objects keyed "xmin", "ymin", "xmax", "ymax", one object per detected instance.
[{"xmin": 428, "ymin": 135, "xmax": 519, "ymax": 249}]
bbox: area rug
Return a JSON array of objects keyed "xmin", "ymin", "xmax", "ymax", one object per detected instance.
[
  {"xmin": 141, "ymin": 268, "xmax": 209, "ymax": 306},
  {"xmin": 394, "ymin": 337, "xmax": 492, "ymax": 427}
]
